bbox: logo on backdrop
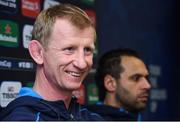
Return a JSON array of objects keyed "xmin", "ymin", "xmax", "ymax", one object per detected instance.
[
  {"xmin": 21, "ymin": 0, "xmax": 41, "ymax": 18},
  {"xmin": 23, "ymin": 24, "xmax": 33, "ymax": 49},
  {"xmin": 43, "ymin": 0, "xmax": 60, "ymax": 10},
  {"xmin": 0, "ymin": 57, "xmax": 36, "ymax": 71},
  {"xmin": 87, "ymin": 83, "xmax": 99, "ymax": 104},
  {"xmin": 81, "ymin": 0, "xmax": 95, "ymax": 7},
  {"xmin": 148, "ymin": 64, "xmax": 167, "ymax": 113},
  {"xmin": 0, "ymin": 20, "xmax": 19, "ymax": 47},
  {"xmin": 0, "ymin": 0, "xmax": 18, "ymax": 14},
  {"xmin": 85, "ymin": 10, "xmax": 96, "ymax": 26},
  {"xmin": 0, "ymin": 81, "xmax": 22, "ymax": 107}
]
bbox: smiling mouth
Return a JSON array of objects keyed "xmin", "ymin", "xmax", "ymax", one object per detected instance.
[{"xmin": 66, "ymin": 71, "xmax": 81, "ymax": 77}]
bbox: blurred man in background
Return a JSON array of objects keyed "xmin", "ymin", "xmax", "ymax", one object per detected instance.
[{"xmin": 87, "ymin": 48, "xmax": 151, "ymax": 121}]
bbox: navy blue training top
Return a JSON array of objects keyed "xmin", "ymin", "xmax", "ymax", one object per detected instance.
[
  {"xmin": 86, "ymin": 102, "xmax": 141, "ymax": 121},
  {"xmin": 0, "ymin": 87, "xmax": 104, "ymax": 121}
]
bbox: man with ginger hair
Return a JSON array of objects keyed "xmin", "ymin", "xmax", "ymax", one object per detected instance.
[{"xmin": 0, "ymin": 4, "xmax": 103, "ymax": 121}]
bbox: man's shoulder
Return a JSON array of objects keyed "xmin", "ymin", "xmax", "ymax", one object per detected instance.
[
  {"xmin": 84, "ymin": 104, "xmax": 140, "ymax": 121},
  {"xmin": 0, "ymin": 96, "xmax": 41, "ymax": 121},
  {"xmin": 80, "ymin": 105, "xmax": 105, "ymax": 121},
  {"xmin": 0, "ymin": 106, "xmax": 37, "ymax": 121}
]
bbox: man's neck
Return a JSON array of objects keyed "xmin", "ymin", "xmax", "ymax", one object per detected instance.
[
  {"xmin": 33, "ymin": 68, "xmax": 72, "ymax": 109},
  {"xmin": 104, "ymin": 94, "xmax": 121, "ymax": 108}
]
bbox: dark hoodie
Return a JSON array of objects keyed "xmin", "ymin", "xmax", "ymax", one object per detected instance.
[
  {"xmin": 0, "ymin": 87, "xmax": 103, "ymax": 121},
  {"xmin": 86, "ymin": 102, "xmax": 141, "ymax": 121}
]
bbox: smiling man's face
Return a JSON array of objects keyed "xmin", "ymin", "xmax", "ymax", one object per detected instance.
[{"xmin": 42, "ymin": 18, "xmax": 95, "ymax": 91}]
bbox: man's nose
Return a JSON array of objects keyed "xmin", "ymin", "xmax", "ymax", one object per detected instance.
[
  {"xmin": 143, "ymin": 78, "xmax": 151, "ymax": 90},
  {"xmin": 73, "ymin": 52, "xmax": 87, "ymax": 70}
]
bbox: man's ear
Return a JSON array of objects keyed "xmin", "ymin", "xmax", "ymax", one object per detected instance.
[
  {"xmin": 104, "ymin": 75, "xmax": 117, "ymax": 92},
  {"xmin": 28, "ymin": 40, "xmax": 44, "ymax": 65}
]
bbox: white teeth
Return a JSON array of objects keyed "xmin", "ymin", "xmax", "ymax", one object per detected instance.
[{"xmin": 68, "ymin": 71, "xmax": 81, "ymax": 77}]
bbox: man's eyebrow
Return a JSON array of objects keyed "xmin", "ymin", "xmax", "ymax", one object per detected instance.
[
  {"xmin": 130, "ymin": 73, "xmax": 149, "ymax": 78},
  {"xmin": 130, "ymin": 73, "xmax": 141, "ymax": 77}
]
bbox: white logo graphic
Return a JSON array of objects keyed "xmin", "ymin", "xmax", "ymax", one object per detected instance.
[
  {"xmin": 0, "ymin": 81, "xmax": 22, "ymax": 107},
  {"xmin": 43, "ymin": 0, "xmax": 60, "ymax": 10},
  {"xmin": 0, "ymin": 0, "xmax": 17, "ymax": 9},
  {"xmin": 23, "ymin": 24, "xmax": 33, "ymax": 49}
]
